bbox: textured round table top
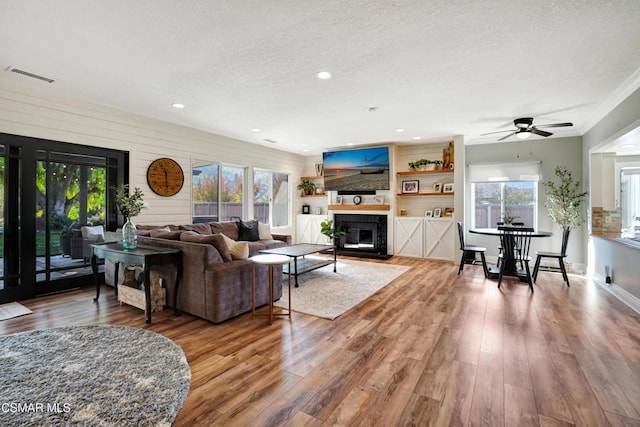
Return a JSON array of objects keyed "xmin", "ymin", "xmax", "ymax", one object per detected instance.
[{"xmin": 250, "ymin": 254, "xmax": 291, "ymax": 265}]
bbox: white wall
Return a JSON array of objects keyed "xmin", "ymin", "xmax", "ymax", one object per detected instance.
[
  {"xmin": 0, "ymin": 83, "xmax": 306, "ymax": 234},
  {"xmin": 465, "ymin": 136, "xmax": 586, "ymax": 269}
]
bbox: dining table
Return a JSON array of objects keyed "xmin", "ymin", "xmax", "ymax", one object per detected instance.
[{"xmin": 469, "ymin": 227, "xmax": 553, "ymax": 279}]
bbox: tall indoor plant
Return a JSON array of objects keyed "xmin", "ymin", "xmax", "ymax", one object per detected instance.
[
  {"xmin": 543, "ymin": 166, "xmax": 588, "ymax": 229},
  {"xmin": 115, "ymin": 185, "xmax": 145, "ymax": 250}
]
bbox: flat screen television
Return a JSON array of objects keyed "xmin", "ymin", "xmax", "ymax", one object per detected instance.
[{"xmin": 323, "ymin": 146, "xmax": 390, "ymax": 193}]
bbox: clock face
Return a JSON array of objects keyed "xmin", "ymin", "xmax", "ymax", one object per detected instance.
[
  {"xmin": 353, "ymin": 195, "xmax": 362, "ymax": 205},
  {"xmin": 147, "ymin": 158, "xmax": 184, "ymax": 196}
]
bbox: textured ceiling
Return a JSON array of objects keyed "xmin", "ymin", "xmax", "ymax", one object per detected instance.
[{"xmin": 2, "ymin": 0, "xmax": 640, "ymax": 155}]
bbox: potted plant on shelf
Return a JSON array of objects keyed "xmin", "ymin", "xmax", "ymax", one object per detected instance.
[
  {"xmin": 543, "ymin": 166, "xmax": 588, "ymax": 230},
  {"xmin": 297, "ymin": 179, "xmax": 316, "ymax": 196},
  {"xmin": 115, "ymin": 185, "xmax": 145, "ymax": 250},
  {"xmin": 409, "ymin": 159, "xmax": 443, "ymax": 171}
]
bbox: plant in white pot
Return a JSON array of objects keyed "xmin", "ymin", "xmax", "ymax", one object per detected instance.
[{"xmin": 115, "ymin": 185, "xmax": 145, "ymax": 250}]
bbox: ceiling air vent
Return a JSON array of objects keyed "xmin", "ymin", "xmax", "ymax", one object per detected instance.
[
  {"xmin": 6, "ymin": 67, "xmax": 54, "ymax": 83},
  {"xmin": 263, "ymin": 138, "xmax": 278, "ymax": 144}
]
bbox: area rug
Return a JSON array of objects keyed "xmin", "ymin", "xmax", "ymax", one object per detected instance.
[
  {"xmin": 274, "ymin": 258, "xmax": 410, "ymax": 320},
  {"xmin": 0, "ymin": 325, "xmax": 191, "ymax": 426},
  {"xmin": 0, "ymin": 302, "xmax": 32, "ymax": 321}
]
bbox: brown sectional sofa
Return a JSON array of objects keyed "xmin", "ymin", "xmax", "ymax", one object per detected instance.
[{"xmin": 106, "ymin": 221, "xmax": 291, "ymax": 323}]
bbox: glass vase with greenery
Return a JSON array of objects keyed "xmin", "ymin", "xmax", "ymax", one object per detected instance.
[
  {"xmin": 115, "ymin": 185, "xmax": 145, "ymax": 250},
  {"xmin": 320, "ymin": 220, "xmax": 345, "ymax": 246}
]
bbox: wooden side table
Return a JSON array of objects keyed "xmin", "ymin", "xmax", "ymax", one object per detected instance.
[
  {"xmin": 251, "ymin": 254, "xmax": 291, "ymax": 324},
  {"xmin": 91, "ymin": 242, "xmax": 182, "ymax": 324}
]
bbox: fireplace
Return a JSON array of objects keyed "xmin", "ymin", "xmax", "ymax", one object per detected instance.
[{"xmin": 334, "ymin": 214, "xmax": 389, "ymax": 259}]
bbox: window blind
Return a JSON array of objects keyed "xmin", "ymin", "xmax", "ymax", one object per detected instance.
[{"xmin": 467, "ymin": 161, "xmax": 541, "ymax": 182}]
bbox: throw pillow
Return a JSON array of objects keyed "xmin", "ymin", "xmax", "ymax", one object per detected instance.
[
  {"xmin": 238, "ymin": 219, "xmax": 260, "ymax": 241},
  {"xmin": 180, "ymin": 231, "xmax": 233, "ymax": 262},
  {"xmin": 209, "ymin": 222, "xmax": 239, "ymax": 240},
  {"xmin": 258, "ymin": 222, "xmax": 273, "ymax": 240},
  {"xmin": 81, "ymin": 225, "xmax": 105, "ymax": 239},
  {"xmin": 220, "ymin": 233, "xmax": 249, "ymax": 260}
]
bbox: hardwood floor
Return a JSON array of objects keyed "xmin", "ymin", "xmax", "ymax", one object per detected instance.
[{"xmin": 2, "ymin": 256, "xmax": 640, "ymax": 426}]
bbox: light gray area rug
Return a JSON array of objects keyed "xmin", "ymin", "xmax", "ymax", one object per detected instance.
[
  {"xmin": 274, "ymin": 258, "xmax": 410, "ymax": 320},
  {"xmin": 0, "ymin": 302, "xmax": 32, "ymax": 321},
  {"xmin": 0, "ymin": 325, "xmax": 191, "ymax": 426}
]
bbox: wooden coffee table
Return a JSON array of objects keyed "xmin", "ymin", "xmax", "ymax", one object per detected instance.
[{"xmin": 259, "ymin": 243, "xmax": 336, "ymax": 287}]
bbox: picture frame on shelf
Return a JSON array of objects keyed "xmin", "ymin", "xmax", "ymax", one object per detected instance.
[
  {"xmin": 400, "ymin": 209, "xmax": 408, "ymax": 216},
  {"xmin": 315, "ymin": 187, "xmax": 325, "ymax": 195},
  {"xmin": 443, "ymin": 183, "xmax": 454, "ymax": 193},
  {"xmin": 433, "ymin": 207, "xmax": 442, "ymax": 218},
  {"xmin": 425, "ymin": 210, "xmax": 433, "ymax": 217},
  {"xmin": 433, "ymin": 182, "xmax": 442, "ymax": 193},
  {"xmin": 444, "ymin": 207, "xmax": 454, "ymax": 217},
  {"xmin": 374, "ymin": 195, "xmax": 385, "ymax": 204},
  {"xmin": 402, "ymin": 180, "xmax": 419, "ymax": 194},
  {"xmin": 335, "ymin": 195, "xmax": 343, "ymax": 204}
]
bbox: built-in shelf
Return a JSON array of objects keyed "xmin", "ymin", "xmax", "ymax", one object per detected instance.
[
  {"xmin": 301, "ymin": 175, "xmax": 324, "ymax": 180},
  {"xmin": 397, "ymin": 169, "xmax": 454, "ymax": 176},
  {"xmin": 301, "ymin": 194, "xmax": 326, "ymax": 198},
  {"xmin": 397, "ymin": 192, "xmax": 454, "ymax": 197},
  {"xmin": 328, "ymin": 204, "xmax": 390, "ymax": 211}
]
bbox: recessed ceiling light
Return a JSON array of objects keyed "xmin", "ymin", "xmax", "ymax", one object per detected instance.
[
  {"xmin": 413, "ymin": 136, "xmax": 422, "ymax": 140},
  {"xmin": 171, "ymin": 103, "xmax": 185, "ymax": 109},
  {"xmin": 347, "ymin": 143, "xmax": 354, "ymax": 146},
  {"xmin": 316, "ymin": 71, "xmax": 332, "ymax": 80},
  {"xmin": 303, "ymin": 149, "xmax": 309, "ymax": 152},
  {"xmin": 301, "ymin": 143, "xmax": 308, "ymax": 147},
  {"xmin": 395, "ymin": 128, "xmax": 404, "ymax": 133},
  {"xmin": 251, "ymin": 128, "xmax": 261, "ymax": 132}
]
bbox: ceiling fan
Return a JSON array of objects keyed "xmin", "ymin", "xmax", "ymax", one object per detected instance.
[{"xmin": 482, "ymin": 117, "xmax": 573, "ymax": 141}]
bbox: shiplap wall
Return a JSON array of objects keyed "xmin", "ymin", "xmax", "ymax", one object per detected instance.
[{"xmin": 0, "ymin": 84, "xmax": 305, "ymax": 232}]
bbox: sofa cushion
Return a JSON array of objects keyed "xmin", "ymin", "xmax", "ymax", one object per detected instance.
[
  {"xmin": 149, "ymin": 229, "xmax": 183, "ymax": 240},
  {"xmin": 180, "ymin": 223, "xmax": 212, "ymax": 235},
  {"xmin": 262, "ymin": 239, "xmax": 288, "ymax": 250},
  {"xmin": 220, "ymin": 234, "xmax": 249, "ymax": 260},
  {"xmin": 247, "ymin": 241, "xmax": 267, "ymax": 256},
  {"xmin": 258, "ymin": 222, "xmax": 273, "ymax": 240},
  {"xmin": 238, "ymin": 219, "xmax": 260, "ymax": 241},
  {"xmin": 210, "ymin": 222, "xmax": 239, "ymax": 240},
  {"xmin": 180, "ymin": 231, "xmax": 232, "ymax": 262}
]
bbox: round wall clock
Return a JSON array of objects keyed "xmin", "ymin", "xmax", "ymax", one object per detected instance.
[
  {"xmin": 147, "ymin": 157, "xmax": 184, "ymax": 196},
  {"xmin": 353, "ymin": 195, "xmax": 362, "ymax": 205}
]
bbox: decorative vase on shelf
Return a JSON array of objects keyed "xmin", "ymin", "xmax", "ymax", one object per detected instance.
[{"xmin": 122, "ymin": 217, "xmax": 138, "ymax": 250}]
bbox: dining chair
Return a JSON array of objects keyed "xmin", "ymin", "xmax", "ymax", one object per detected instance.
[
  {"xmin": 532, "ymin": 225, "xmax": 571, "ymax": 287},
  {"xmin": 457, "ymin": 222, "xmax": 489, "ymax": 278},
  {"xmin": 495, "ymin": 221, "xmax": 524, "ymax": 267},
  {"xmin": 497, "ymin": 226, "xmax": 534, "ymax": 292}
]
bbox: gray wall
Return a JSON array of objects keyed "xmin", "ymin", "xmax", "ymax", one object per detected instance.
[
  {"xmin": 583, "ymin": 86, "xmax": 640, "ymax": 302},
  {"xmin": 465, "ymin": 136, "xmax": 585, "ymax": 269}
]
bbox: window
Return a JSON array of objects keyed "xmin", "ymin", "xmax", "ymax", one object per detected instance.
[
  {"xmin": 472, "ymin": 182, "xmax": 537, "ymax": 228},
  {"xmin": 468, "ymin": 162, "xmax": 540, "ymax": 228},
  {"xmin": 192, "ymin": 163, "xmax": 246, "ymax": 223},
  {"xmin": 253, "ymin": 169, "xmax": 290, "ymax": 227}
]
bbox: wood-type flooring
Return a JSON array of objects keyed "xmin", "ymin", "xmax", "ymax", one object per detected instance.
[{"xmin": 2, "ymin": 256, "xmax": 640, "ymax": 426}]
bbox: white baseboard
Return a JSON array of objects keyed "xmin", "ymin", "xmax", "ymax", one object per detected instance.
[{"xmin": 593, "ymin": 274, "xmax": 640, "ymax": 315}]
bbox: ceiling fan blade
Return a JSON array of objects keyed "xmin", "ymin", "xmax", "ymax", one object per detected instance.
[
  {"xmin": 498, "ymin": 132, "xmax": 517, "ymax": 141},
  {"xmin": 481, "ymin": 129, "xmax": 516, "ymax": 136},
  {"xmin": 531, "ymin": 128, "xmax": 552, "ymax": 137},
  {"xmin": 534, "ymin": 122, "xmax": 573, "ymax": 128}
]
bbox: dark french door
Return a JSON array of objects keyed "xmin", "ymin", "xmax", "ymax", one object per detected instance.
[{"xmin": 0, "ymin": 133, "xmax": 127, "ymax": 303}]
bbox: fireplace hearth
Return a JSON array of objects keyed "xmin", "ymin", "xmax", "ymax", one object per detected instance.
[{"xmin": 334, "ymin": 214, "xmax": 389, "ymax": 259}]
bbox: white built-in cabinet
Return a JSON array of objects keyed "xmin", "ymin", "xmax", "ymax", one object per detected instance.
[
  {"xmin": 295, "ymin": 214, "xmax": 329, "ymax": 244},
  {"xmin": 395, "ymin": 217, "xmax": 455, "ymax": 261},
  {"xmin": 591, "ymin": 152, "xmax": 617, "ymax": 210}
]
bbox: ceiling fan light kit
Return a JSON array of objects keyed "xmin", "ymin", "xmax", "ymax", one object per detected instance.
[{"xmin": 483, "ymin": 117, "xmax": 573, "ymax": 141}]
